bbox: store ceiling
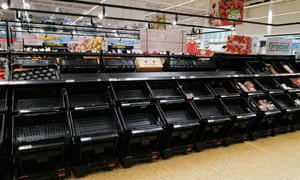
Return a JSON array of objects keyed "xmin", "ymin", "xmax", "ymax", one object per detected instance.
[{"xmin": 0, "ymin": 0, "xmax": 299, "ymax": 34}]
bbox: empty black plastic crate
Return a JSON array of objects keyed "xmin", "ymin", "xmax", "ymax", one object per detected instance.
[
  {"xmin": 60, "ymin": 58, "xmax": 99, "ymax": 73},
  {"xmin": 158, "ymin": 101, "xmax": 201, "ymax": 159},
  {"xmin": 272, "ymin": 62, "xmax": 297, "ymax": 74},
  {"xmin": 206, "ymin": 79, "xmax": 240, "ymax": 97},
  {"xmin": 12, "ymin": 112, "xmax": 72, "ymax": 179},
  {"xmin": 270, "ymin": 93, "xmax": 300, "ymax": 133},
  {"xmin": 70, "ymin": 108, "xmax": 122, "ymax": 177},
  {"xmin": 221, "ymin": 97, "xmax": 256, "ymax": 144},
  {"xmin": 66, "ymin": 84, "xmax": 112, "ymax": 110},
  {"xmin": 288, "ymin": 93, "xmax": 300, "ymax": 130},
  {"xmin": 192, "ymin": 99, "xmax": 231, "ymax": 151},
  {"xmin": 275, "ymin": 78, "xmax": 300, "ymax": 93},
  {"xmin": 117, "ymin": 104, "xmax": 164, "ymax": 168},
  {"xmin": 249, "ymin": 95, "xmax": 283, "ymax": 139},
  {"xmin": 148, "ymin": 80, "xmax": 184, "ymax": 100},
  {"xmin": 234, "ymin": 79, "xmax": 264, "ymax": 96},
  {"xmin": 102, "ymin": 58, "xmax": 136, "ymax": 72},
  {"xmin": 246, "ymin": 61, "xmax": 270, "ymax": 74},
  {"xmin": 254, "ymin": 78, "xmax": 283, "ymax": 94},
  {"xmin": 178, "ymin": 80, "xmax": 214, "ymax": 100},
  {"xmin": 0, "ymin": 88, "xmax": 7, "ymax": 112},
  {"xmin": 111, "ymin": 81, "xmax": 151, "ymax": 104},
  {"xmin": 12, "ymin": 87, "xmax": 65, "ymax": 114}
]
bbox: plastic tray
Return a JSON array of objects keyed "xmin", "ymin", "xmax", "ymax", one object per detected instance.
[
  {"xmin": 72, "ymin": 108, "xmax": 120, "ymax": 139},
  {"xmin": 272, "ymin": 62, "xmax": 298, "ymax": 74},
  {"xmin": 70, "ymin": 108, "xmax": 121, "ymax": 176},
  {"xmin": 254, "ymin": 78, "xmax": 283, "ymax": 94},
  {"xmin": 246, "ymin": 61, "xmax": 270, "ymax": 74},
  {"xmin": 13, "ymin": 112, "xmax": 71, "ymax": 144},
  {"xmin": 178, "ymin": 80, "xmax": 214, "ymax": 100},
  {"xmin": 117, "ymin": 104, "xmax": 164, "ymax": 167},
  {"xmin": 221, "ymin": 97, "xmax": 256, "ymax": 143},
  {"xmin": 193, "ymin": 99, "xmax": 231, "ymax": 151},
  {"xmin": 60, "ymin": 58, "xmax": 99, "ymax": 73},
  {"xmin": 234, "ymin": 79, "xmax": 264, "ymax": 96},
  {"xmin": 249, "ymin": 95, "xmax": 283, "ymax": 138},
  {"xmin": 206, "ymin": 79, "xmax": 240, "ymax": 97},
  {"xmin": 13, "ymin": 112, "xmax": 71, "ymax": 179},
  {"xmin": 148, "ymin": 80, "xmax": 184, "ymax": 100},
  {"xmin": 274, "ymin": 78, "xmax": 300, "ymax": 92},
  {"xmin": 66, "ymin": 84, "xmax": 111, "ymax": 109},
  {"xmin": 111, "ymin": 81, "xmax": 151, "ymax": 103},
  {"xmin": 102, "ymin": 58, "xmax": 135, "ymax": 72},
  {"xmin": 12, "ymin": 87, "xmax": 65, "ymax": 113}
]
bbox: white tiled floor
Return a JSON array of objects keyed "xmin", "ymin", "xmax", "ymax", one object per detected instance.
[{"xmin": 70, "ymin": 131, "xmax": 300, "ymax": 180}]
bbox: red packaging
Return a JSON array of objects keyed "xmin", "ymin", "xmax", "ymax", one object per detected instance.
[{"xmin": 209, "ymin": 0, "xmax": 244, "ymax": 26}]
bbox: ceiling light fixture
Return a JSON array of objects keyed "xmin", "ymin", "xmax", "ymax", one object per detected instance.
[
  {"xmin": 172, "ymin": 14, "xmax": 178, "ymax": 26},
  {"xmin": 1, "ymin": 2, "xmax": 8, "ymax": 10}
]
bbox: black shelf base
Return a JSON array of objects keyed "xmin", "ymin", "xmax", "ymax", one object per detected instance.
[
  {"xmin": 161, "ymin": 144, "xmax": 193, "ymax": 159},
  {"xmin": 119, "ymin": 151, "xmax": 159, "ymax": 168}
]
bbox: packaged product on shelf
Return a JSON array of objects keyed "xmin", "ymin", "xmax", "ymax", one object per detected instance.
[
  {"xmin": 290, "ymin": 78, "xmax": 300, "ymax": 87},
  {"xmin": 237, "ymin": 81, "xmax": 256, "ymax": 92},
  {"xmin": 280, "ymin": 83, "xmax": 293, "ymax": 90},
  {"xmin": 226, "ymin": 35, "xmax": 251, "ymax": 54},
  {"xmin": 257, "ymin": 99, "xmax": 277, "ymax": 111},
  {"xmin": 265, "ymin": 63, "xmax": 278, "ymax": 74},
  {"xmin": 282, "ymin": 64, "xmax": 294, "ymax": 73}
]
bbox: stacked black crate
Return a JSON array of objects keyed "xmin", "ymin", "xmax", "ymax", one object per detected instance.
[
  {"xmin": 11, "ymin": 86, "xmax": 71, "ymax": 179},
  {"xmin": 0, "ymin": 88, "xmax": 7, "ymax": 178},
  {"xmin": 111, "ymin": 81, "xmax": 163, "ymax": 168},
  {"xmin": 66, "ymin": 83, "xmax": 122, "ymax": 177},
  {"xmin": 192, "ymin": 79, "xmax": 239, "ymax": 151},
  {"xmin": 151, "ymin": 80, "xmax": 202, "ymax": 159}
]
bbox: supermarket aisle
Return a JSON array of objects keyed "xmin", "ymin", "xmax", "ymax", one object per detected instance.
[{"xmin": 70, "ymin": 131, "xmax": 300, "ymax": 180}]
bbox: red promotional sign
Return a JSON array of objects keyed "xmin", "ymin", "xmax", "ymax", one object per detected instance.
[{"xmin": 209, "ymin": 0, "xmax": 244, "ymax": 26}]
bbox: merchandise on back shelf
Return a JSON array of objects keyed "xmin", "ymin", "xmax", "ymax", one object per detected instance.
[
  {"xmin": 185, "ymin": 40, "xmax": 197, "ymax": 54},
  {"xmin": 0, "ymin": 58, "xmax": 8, "ymax": 80},
  {"xmin": 226, "ymin": 35, "xmax": 251, "ymax": 54}
]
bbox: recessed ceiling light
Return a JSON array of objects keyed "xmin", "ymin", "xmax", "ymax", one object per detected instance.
[
  {"xmin": 98, "ymin": 13, "xmax": 103, "ymax": 20},
  {"xmin": 1, "ymin": 3, "xmax": 8, "ymax": 10}
]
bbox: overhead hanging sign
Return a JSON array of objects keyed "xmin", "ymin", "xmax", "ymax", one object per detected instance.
[
  {"xmin": 208, "ymin": 0, "xmax": 244, "ymax": 26},
  {"xmin": 266, "ymin": 38, "xmax": 292, "ymax": 55}
]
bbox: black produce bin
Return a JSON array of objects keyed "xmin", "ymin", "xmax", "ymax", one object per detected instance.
[
  {"xmin": 234, "ymin": 79, "xmax": 264, "ymax": 96},
  {"xmin": 12, "ymin": 112, "xmax": 72, "ymax": 179},
  {"xmin": 70, "ymin": 108, "xmax": 122, "ymax": 177},
  {"xmin": 270, "ymin": 93, "xmax": 300, "ymax": 133},
  {"xmin": 245, "ymin": 61, "xmax": 270, "ymax": 74},
  {"xmin": 178, "ymin": 80, "xmax": 214, "ymax": 100},
  {"xmin": 12, "ymin": 87, "xmax": 66, "ymax": 114},
  {"xmin": 272, "ymin": 62, "xmax": 298, "ymax": 74},
  {"xmin": 66, "ymin": 84, "xmax": 112, "ymax": 110},
  {"xmin": 102, "ymin": 58, "xmax": 136, "ymax": 72},
  {"xmin": 288, "ymin": 93, "xmax": 300, "ymax": 130},
  {"xmin": 0, "ymin": 113, "xmax": 5, "ymax": 155},
  {"xmin": 274, "ymin": 78, "xmax": 300, "ymax": 93},
  {"xmin": 158, "ymin": 101, "xmax": 201, "ymax": 159},
  {"xmin": 206, "ymin": 79, "xmax": 240, "ymax": 98},
  {"xmin": 254, "ymin": 78, "xmax": 284, "ymax": 94},
  {"xmin": 249, "ymin": 95, "xmax": 283, "ymax": 139},
  {"xmin": 148, "ymin": 80, "xmax": 184, "ymax": 100},
  {"xmin": 117, "ymin": 104, "xmax": 164, "ymax": 168},
  {"xmin": 221, "ymin": 97, "xmax": 256, "ymax": 145},
  {"xmin": 0, "ymin": 88, "xmax": 7, "ymax": 112},
  {"xmin": 192, "ymin": 99, "xmax": 231, "ymax": 151},
  {"xmin": 111, "ymin": 81, "xmax": 151, "ymax": 105},
  {"xmin": 60, "ymin": 58, "xmax": 99, "ymax": 73}
]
